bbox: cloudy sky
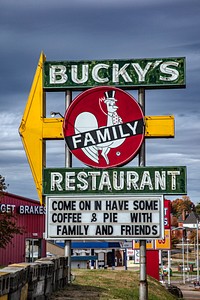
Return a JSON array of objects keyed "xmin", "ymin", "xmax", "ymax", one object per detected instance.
[{"xmin": 0, "ymin": 0, "xmax": 199, "ymax": 204}]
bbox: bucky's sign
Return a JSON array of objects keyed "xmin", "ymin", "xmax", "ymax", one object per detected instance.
[
  {"xmin": 63, "ymin": 86, "xmax": 144, "ymax": 168},
  {"xmin": 44, "ymin": 57, "xmax": 185, "ymax": 89}
]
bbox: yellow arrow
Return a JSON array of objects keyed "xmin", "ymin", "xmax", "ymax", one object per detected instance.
[
  {"xmin": 19, "ymin": 52, "xmax": 175, "ymax": 204},
  {"xmin": 19, "ymin": 52, "xmax": 46, "ymax": 204}
]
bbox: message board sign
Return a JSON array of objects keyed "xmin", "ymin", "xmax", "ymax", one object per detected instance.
[
  {"xmin": 43, "ymin": 166, "xmax": 187, "ymax": 195},
  {"xmin": 45, "ymin": 195, "xmax": 164, "ymax": 240},
  {"xmin": 43, "ymin": 57, "xmax": 185, "ymax": 90}
]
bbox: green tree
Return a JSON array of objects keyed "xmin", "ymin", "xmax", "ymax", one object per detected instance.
[
  {"xmin": 0, "ymin": 175, "xmax": 25, "ymax": 248},
  {"xmin": 171, "ymin": 196, "xmax": 194, "ymax": 218},
  {"xmin": 195, "ymin": 202, "xmax": 200, "ymax": 215},
  {"xmin": 0, "ymin": 175, "xmax": 7, "ymax": 192}
]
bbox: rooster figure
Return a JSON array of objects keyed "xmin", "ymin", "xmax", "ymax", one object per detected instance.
[{"xmin": 75, "ymin": 90, "xmax": 125, "ymax": 164}]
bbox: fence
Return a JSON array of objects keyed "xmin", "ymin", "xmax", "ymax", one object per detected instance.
[{"xmin": 0, "ymin": 256, "xmax": 68, "ymax": 299}]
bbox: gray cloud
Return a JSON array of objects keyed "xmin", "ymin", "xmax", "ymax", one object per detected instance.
[{"xmin": 0, "ymin": 0, "xmax": 199, "ymax": 203}]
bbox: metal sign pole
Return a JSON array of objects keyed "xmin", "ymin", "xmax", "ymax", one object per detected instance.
[
  {"xmin": 65, "ymin": 90, "xmax": 72, "ymax": 283},
  {"xmin": 138, "ymin": 88, "xmax": 148, "ymax": 300},
  {"xmin": 197, "ymin": 219, "xmax": 199, "ymax": 282}
]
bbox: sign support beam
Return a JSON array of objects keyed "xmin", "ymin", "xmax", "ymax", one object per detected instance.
[
  {"xmin": 64, "ymin": 90, "xmax": 72, "ymax": 283},
  {"xmin": 138, "ymin": 88, "xmax": 148, "ymax": 300}
]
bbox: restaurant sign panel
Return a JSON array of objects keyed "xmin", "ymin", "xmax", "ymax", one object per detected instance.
[{"xmin": 43, "ymin": 166, "xmax": 186, "ymax": 195}]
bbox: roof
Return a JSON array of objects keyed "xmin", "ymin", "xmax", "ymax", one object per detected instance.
[
  {"xmin": 55, "ymin": 241, "xmax": 121, "ymax": 249},
  {"xmin": 1, "ymin": 192, "xmax": 39, "ymax": 204},
  {"xmin": 183, "ymin": 211, "xmax": 200, "ymax": 225},
  {"xmin": 177, "ymin": 212, "xmax": 189, "ymax": 223},
  {"xmin": 71, "ymin": 256, "xmax": 98, "ymax": 261}
]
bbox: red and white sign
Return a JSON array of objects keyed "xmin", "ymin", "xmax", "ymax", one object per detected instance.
[
  {"xmin": 164, "ymin": 199, "xmax": 171, "ymax": 229},
  {"xmin": 63, "ymin": 86, "xmax": 144, "ymax": 168}
]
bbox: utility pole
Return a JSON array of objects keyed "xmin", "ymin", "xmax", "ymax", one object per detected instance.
[
  {"xmin": 197, "ymin": 218, "xmax": 199, "ymax": 282},
  {"xmin": 182, "ymin": 234, "xmax": 185, "ymax": 284}
]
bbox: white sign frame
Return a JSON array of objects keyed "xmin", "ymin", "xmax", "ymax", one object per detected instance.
[{"xmin": 45, "ymin": 194, "xmax": 164, "ymax": 240}]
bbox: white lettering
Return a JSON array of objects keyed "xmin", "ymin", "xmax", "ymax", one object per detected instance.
[
  {"xmin": 155, "ymin": 171, "xmax": 166, "ymax": 190},
  {"xmin": 50, "ymin": 65, "xmax": 68, "ymax": 84},
  {"xmin": 77, "ymin": 172, "xmax": 88, "ymax": 191},
  {"xmin": 126, "ymin": 121, "xmax": 138, "ymax": 135},
  {"xmin": 118, "ymin": 124, "xmax": 130, "ymax": 138},
  {"xmin": 160, "ymin": 61, "xmax": 179, "ymax": 81},
  {"xmin": 167, "ymin": 170, "xmax": 180, "ymax": 190},
  {"xmin": 0, "ymin": 204, "xmax": 16, "ymax": 213},
  {"xmin": 113, "ymin": 171, "xmax": 124, "ymax": 190},
  {"xmin": 112, "ymin": 63, "xmax": 132, "ymax": 83},
  {"xmin": 65, "ymin": 172, "xmax": 75, "ymax": 191},
  {"xmin": 96, "ymin": 128, "xmax": 111, "ymax": 143},
  {"xmin": 71, "ymin": 64, "xmax": 88, "ymax": 83},
  {"xmin": 51, "ymin": 172, "xmax": 63, "ymax": 191},
  {"xmin": 88, "ymin": 171, "xmax": 100, "ymax": 190},
  {"xmin": 72, "ymin": 134, "xmax": 82, "ymax": 149},
  {"xmin": 98, "ymin": 171, "xmax": 112, "ymax": 190},
  {"xmin": 92, "ymin": 64, "xmax": 109, "ymax": 83},
  {"xmin": 126, "ymin": 171, "xmax": 139, "ymax": 190},
  {"xmin": 84, "ymin": 132, "xmax": 96, "ymax": 147},
  {"xmin": 140, "ymin": 171, "xmax": 153, "ymax": 190},
  {"xmin": 132, "ymin": 62, "xmax": 152, "ymax": 82}
]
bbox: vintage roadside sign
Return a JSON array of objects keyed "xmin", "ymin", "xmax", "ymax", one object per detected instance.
[
  {"xmin": 43, "ymin": 166, "xmax": 187, "ymax": 195},
  {"xmin": 63, "ymin": 86, "xmax": 145, "ymax": 168},
  {"xmin": 43, "ymin": 57, "xmax": 185, "ymax": 90},
  {"xmin": 19, "ymin": 53, "xmax": 178, "ymax": 204},
  {"xmin": 45, "ymin": 195, "xmax": 164, "ymax": 240}
]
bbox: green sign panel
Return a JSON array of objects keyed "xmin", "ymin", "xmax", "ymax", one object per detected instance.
[
  {"xmin": 43, "ymin": 57, "xmax": 185, "ymax": 90},
  {"xmin": 43, "ymin": 166, "xmax": 186, "ymax": 195}
]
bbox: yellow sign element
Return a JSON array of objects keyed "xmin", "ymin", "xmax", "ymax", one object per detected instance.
[
  {"xmin": 145, "ymin": 115, "xmax": 174, "ymax": 138},
  {"xmin": 19, "ymin": 52, "xmax": 175, "ymax": 204},
  {"xmin": 155, "ymin": 229, "xmax": 171, "ymax": 250},
  {"xmin": 132, "ymin": 240, "xmax": 154, "ymax": 250}
]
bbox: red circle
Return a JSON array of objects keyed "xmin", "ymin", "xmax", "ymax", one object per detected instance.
[{"xmin": 63, "ymin": 86, "xmax": 144, "ymax": 168}]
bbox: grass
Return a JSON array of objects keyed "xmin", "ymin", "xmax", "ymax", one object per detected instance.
[{"xmin": 57, "ymin": 269, "xmax": 178, "ymax": 300}]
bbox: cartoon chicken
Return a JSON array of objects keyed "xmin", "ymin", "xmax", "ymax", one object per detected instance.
[{"xmin": 74, "ymin": 90, "xmax": 125, "ymax": 164}]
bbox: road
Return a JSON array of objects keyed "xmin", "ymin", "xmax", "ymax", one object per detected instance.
[
  {"xmin": 176, "ymin": 283, "xmax": 200, "ymax": 300},
  {"xmin": 170, "ymin": 279, "xmax": 200, "ymax": 300}
]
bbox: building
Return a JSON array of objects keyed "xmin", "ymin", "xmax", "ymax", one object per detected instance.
[
  {"xmin": 0, "ymin": 192, "xmax": 46, "ymax": 266},
  {"xmin": 48, "ymin": 241, "xmax": 124, "ymax": 269},
  {"xmin": 0, "ymin": 192, "xmax": 124, "ymax": 269}
]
